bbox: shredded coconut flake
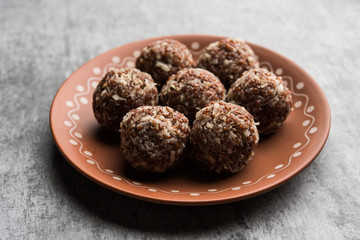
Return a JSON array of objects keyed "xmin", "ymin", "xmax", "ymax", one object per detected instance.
[
  {"xmin": 155, "ymin": 61, "xmax": 171, "ymax": 72},
  {"xmin": 112, "ymin": 94, "xmax": 125, "ymax": 101}
]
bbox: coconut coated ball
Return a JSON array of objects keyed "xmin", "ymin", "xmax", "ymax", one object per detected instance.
[
  {"xmin": 136, "ymin": 39, "xmax": 194, "ymax": 88},
  {"xmin": 92, "ymin": 68, "xmax": 158, "ymax": 132},
  {"xmin": 120, "ymin": 106, "xmax": 190, "ymax": 173},
  {"xmin": 227, "ymin": 68, "xmax": 292, "ymax": 135},
  {"xmin": 197, "ymin": 38, "xmax": 259, "ymax": 88},
  {"xmin": 190, "ymin": 101, "xmax": 259, "ymax": 174},
  {"xmin": 160, "ymin": 68, "xmax": 226, "ymax": 123}
]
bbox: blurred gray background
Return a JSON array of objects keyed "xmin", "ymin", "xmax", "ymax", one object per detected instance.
[{"xmin": 1, "ymin": 0, "xmax": 359, "ymax": 239}]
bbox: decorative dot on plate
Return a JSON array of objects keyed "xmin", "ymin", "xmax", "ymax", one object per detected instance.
[
  {"xmin": 207, "ymin": 189, "xmax": 217, "ymax": 192},
  {"xmin": 84, "ymin": 151, "xmax": 92, "ymax": 156},
  {"xmin": 293, "ymin": 152, "xmax": 302, "ymax": 157},
  {"xmin": 105, "ymin": 169, "xmax": 114, "ymax": 173},
  {"xmin": 112, "ymin": 56, "xmax": 120, "ymax": 63},
  {"xmin": 66, "ymin": 101, "xmax": 74, "ymax": 107},
  {"xmin": 69, "ymin": 139, "xmax": 77, "ymax": 145},
  {"xmin": 148, "ymin": 189, "xmax": 157, "ymax": 192},
  {"xmin": 74, "ymin": 132, "xmax": 82, "ymax": 138},
  {"xmin": 262, "ymin": 65, "xmax": 270, "ymax": 71},
  {"xmin": 126, "ymin": 61, "xmax": 135, "ymax": 67},
  {"xmin": 307, "ymin": 105, "xmax": 315, "ymax": 113},
  {"xmin": 133, "ymin": 50, "xmax": 141, "ymax": 58},
  {"xmin": 294, "ymin": 101, "xmax": 302, "ymax": 108},
  {"xmin": 275, "ymin": 68, "xmax": 283, "ymax": 75},
  {"xmin": 190, "ymin": 193, "xmax": 200, "ymax": 196},
  {"xmin": 76, "ymin": 85, "xmax": 84, "ymax": 92},
  {"xmin": 267, "ymin": 174, "xmax": 276, "ymax": 179},
  {"xmin": 293, "ymin": 142, "xmax": 301, "ymax": 148},
  {"xmin": 309, "ymin": 127, "xmax": 318, "ymax": 134},
  {"xmin": 72, "ymin": 114, "xmax": 80, "ymax": 121},
  {"xmin": 80, "ymin": 97, "xmax": 88, "ymax": 104},
  {"xmin": 302, "ymin": 120, "xmax": 310, "ymax": 127},
  {"xmin": 64, "ymin": 120, "xmax": 72, "ymax": 127},
  {"xmin": 113, "ymin": 176, "xmax": 122, "ymax": 181},
  {"xmin": 275, "ymin": 164, "xmax": 284, "ymax": 169},
  {"xmin": 170, "ymin": 190, "xmax": 180, "ymax": 193},
  {"xmin": 242, "ymin": 181, "xmax": 251, "ymax": 185},
  {"xmin": 296, "ymin": 82, "xmax": 304, "ymax": 90},
  {"xmin": 86, "ymin": 160, "xmax": 95, "ymax": 165},
  {"xmin": 132, "ymin": 181, "xmax": 141, "ymax": 185},
  {"xmin": 232, "ymin": 187, "xmax": 241, "ymax": 190},
  {"xmin": 93, "ymin": 67, "xmax": 101, "ymax": 75},
  {"xmin": 91, "ymin": 81, "xmax": 99, "ymax": 89},
  {"xmin": 191, "ymin": 42, "xmax": 200, "ymax": 50}
]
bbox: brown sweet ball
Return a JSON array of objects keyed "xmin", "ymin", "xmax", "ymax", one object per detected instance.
[
  {"xmin": 190, "ymin": 101, "xmax": 259, "ymax": 174},
  {"xmin": 160, "ymin": 68, "xmax": 226, "ymax": 123},
  {"xmin": 92, "ymin": 68, "xmax": 158, "ymax": 132},
  {"xmin": 226, "ymin": 68, "xmax": 292, "ymax": 135},
  {"xmin": 135, "ymin": 39, "xmax": 194, "ymax": 88},
  {"xmin": 197, "ymin": 38, "xmax": 259, "ymax": 88},
  {"xmin": 120, "ymin": 106, "xmax": 190, "ymax": 173}
]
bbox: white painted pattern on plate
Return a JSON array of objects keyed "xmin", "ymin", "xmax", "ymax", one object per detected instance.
[
  {"xmin": 191, "ymin": 41, "xmax": 200, "ymax": 50},
  {"xmin": 275, "ymin": 68, "xmax": 283, "ymax": 75},
  {"xmin": 66, "ymin": 101, "xmax": 74, "ymax": 107},
  {"xmin": 275, "ymin": 164, "xmax": 284, "ymax": 169},
  {"xmin": 76, "ymin": 85, "xmax": 85, "ymax": 92},
  {"xmin": 294, "ymin": 101, "xmax": 302, "ymax": 108},
  {"xmin": 293, "ymin": 142, "xmax": 301, "ymax": 148},
  {"xmin": 74, "ymin": 132, "xmax": 82, "ymax": 138},
  {"xmin": 112, "ymin": 56, "xmax": 120, "ymax": 63}
]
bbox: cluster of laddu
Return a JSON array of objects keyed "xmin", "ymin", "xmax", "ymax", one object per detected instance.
[{"xmin": 92, "ymin": 38, "xmax": 292, "ymax": 174}]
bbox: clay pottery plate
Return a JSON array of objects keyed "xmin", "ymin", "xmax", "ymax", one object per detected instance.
[{"xmin": 50, "ymin": 34, "xmax": 331, "ymax": 206}]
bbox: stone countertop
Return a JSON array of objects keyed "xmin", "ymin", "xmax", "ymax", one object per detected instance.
[{"xmin": 1, "ymin": 0, "xmax": 359, "ymax": 239}]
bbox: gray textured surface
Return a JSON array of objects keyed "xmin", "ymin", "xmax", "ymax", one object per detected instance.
[{"xmin": 1, "ymin": 0, "xmax": 359, "ymax": 239}]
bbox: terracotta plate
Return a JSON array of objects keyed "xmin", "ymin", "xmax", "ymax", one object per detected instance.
[{"xmin": 50, "ymin": 35, "xmax": 331, "ymax": 206}]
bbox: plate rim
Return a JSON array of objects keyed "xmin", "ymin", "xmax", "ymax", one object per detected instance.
[{"xmin": 50, "ymin": 34, "xmax": 331, "ymax": 206}]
